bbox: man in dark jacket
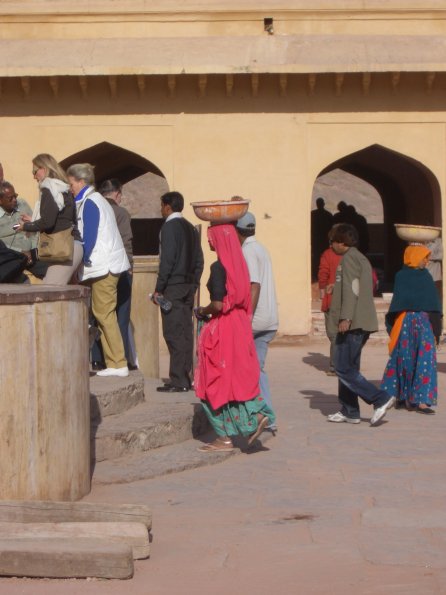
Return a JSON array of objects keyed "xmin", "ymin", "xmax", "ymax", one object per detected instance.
[{"xmin": 153, "ymin": 191, "xmax": 204, "ymax": 392}]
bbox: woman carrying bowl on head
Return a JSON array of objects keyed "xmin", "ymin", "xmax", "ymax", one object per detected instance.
[
  {"xmin": 380, "ymin": 244, "xmax": 442, "ymax": 414},
  {"xmin": 18, "ymin": 154, "xmax": 83, "ymax": 284},
  {"xmin": 194, "ymin": 222, "xmax": 276, "ymax": 451}
]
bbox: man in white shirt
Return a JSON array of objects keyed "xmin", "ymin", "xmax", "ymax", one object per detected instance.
[{"xmin": 235, "ymin": 211, "xmax": 279, "ymax": 425}]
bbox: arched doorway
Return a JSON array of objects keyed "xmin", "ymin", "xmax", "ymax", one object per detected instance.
[
  {"xmin": 312, "ymin": 144, "xmax": 442, "ymax": 291},
  {"xmin": 61, "ymin": 142, "xmax": 169, "ymax": 255}
]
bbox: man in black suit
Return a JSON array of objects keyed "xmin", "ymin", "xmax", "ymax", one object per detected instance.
[{"xmin": 153, "ymin": 191, "xmax": 204, "ymax": 392}]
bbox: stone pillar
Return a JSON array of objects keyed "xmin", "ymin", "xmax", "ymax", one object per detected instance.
[
  {"xmin": 0, "ymin": 284, "xmax": 90, "ymax": 501},
  {"xmin": 131, "ymin": 255, "xmax": 159, "ymax": 378}
]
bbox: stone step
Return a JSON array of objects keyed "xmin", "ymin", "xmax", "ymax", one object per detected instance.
[
  {"xmin": 93, "ymin": 430, "xmax": 275, "ymax": 485},
  {"xmin": 90, "ymin": 371, "xmax": 145, "ymax": 420},
  {"xmin": 92, "ymin": 390, "xmax": 209, "ymax": 463},
  {"xmin": 0, "ymin": 521, "xmax": 150, "ymax": 560},
  {"xmin": 0, "ymin": 501, "xmax": 152, "ymax": 529},
  {"xmin": 0, "ymin": 538, "xmax": 134, "ymax": 579}
]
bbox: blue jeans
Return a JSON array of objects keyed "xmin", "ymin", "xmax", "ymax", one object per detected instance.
[
  {"xmin": 334, "ymin": 330, "xmax": 390, "ymax": 419},
  {"xmin": 253, "ymin": 330, "xmax": 277, "ymax": 411}
]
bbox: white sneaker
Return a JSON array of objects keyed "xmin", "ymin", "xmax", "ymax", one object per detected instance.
[
  {"xmin": 327, "ymin": 411, "xmax": 360, "ymax": 424},
  {"xmin": 96, "ymin": 366, "xmax": 129, "ymax": 378},
  {"xmin": 370, "ymin": 396, "xmax": 396, "ymax": 426}
]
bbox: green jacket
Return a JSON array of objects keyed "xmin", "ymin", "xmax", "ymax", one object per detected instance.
[{"xmin": 327, "ymin": 246, "xmax": 378, "ymax": 335}]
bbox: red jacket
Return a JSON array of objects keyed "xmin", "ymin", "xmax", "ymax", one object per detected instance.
[{"xmin": 318, "ymin": 248, "xmax": 343, "ymax": 312}]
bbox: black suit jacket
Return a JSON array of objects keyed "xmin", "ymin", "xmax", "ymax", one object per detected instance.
[{"xmin": 155, "ymin": 217, "xmax": 204, "ymax": 293}]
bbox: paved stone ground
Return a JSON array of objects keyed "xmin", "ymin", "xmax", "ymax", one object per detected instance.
[{"xmin": 2, "ymin": 340, "xmax": 446, "ymax": 594}]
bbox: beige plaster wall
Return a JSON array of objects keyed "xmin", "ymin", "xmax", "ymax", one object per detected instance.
[
  {"xmin": 2, "ymin": 1, "xmax": 446, "ymax": 40},
  {"xmin": 2, "ymin": 110, "xmax": 445, "ymax": 335}
]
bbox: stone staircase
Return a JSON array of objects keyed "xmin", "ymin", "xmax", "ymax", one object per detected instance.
[
  {"xmin": 311, "ymin": 298, "xmax": 390, "ymax": 340},
  {"xmin": 89, "ymin": 373, "xmax": 269, "ymax": 486}
]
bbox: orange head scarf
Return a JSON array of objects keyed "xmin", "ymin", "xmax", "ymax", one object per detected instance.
[{"xmin": 403, "ymin": 245, "xmax": 431, "ymax": 268}]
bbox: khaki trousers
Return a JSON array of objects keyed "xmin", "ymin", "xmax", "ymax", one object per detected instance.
[{"xmin": 88, "ymin": 273, "xmax": 126, "ymax": 369}]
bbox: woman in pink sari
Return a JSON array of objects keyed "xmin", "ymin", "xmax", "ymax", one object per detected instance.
[{"xmin": 194, "ymin": 224, "xmax": 276, "ymax": 452}]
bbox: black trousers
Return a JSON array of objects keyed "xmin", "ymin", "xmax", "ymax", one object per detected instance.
[{"xmin": 162, "ymin": 283, "xmax": 196, "ymax": 388}]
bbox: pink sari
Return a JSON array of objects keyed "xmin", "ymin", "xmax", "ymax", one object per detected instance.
[{"xmin": 194, "ymin": 224, "xmax": 260, "ymax": 410}]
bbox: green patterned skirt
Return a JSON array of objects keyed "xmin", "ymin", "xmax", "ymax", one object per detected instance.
[{"xmin": 201, "ymin": 395, "xmax": 276, "ymax": 437}]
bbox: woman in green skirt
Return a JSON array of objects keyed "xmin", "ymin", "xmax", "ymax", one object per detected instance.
[{"xmin": 194, "ymin": 223, "xmax": 276, "ymax": 451}]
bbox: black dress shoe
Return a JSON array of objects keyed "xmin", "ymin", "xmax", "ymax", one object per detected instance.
[
  {"xmin": 156, "ymin": 385, "xmax": 189, "ymax": 393},
  {"xmin": 92, "ymin": 361, "xmax": 105, "ymax": 371}
]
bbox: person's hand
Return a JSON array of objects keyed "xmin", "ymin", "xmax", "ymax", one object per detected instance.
[
  {"xmin": 194, "ymin": 306, "xmax": 211, "ymax": 321},
  {"xmin": 326, "ymin": 283, "xmax": 334, "ymax": 295},
  {"xmin": 22, "ymin": 250, "xmax": 32, "ymax": 265},
  {"xmin": 338, "ymin": 319, "xmax": 351, "ymax": 333},
  {"xmin": 20, "ymin": 214, "xmax": 31, "ymax": 223},
  {"xmin": 151, "ymin": 291, "xmax": 161, "ymax": 305}
]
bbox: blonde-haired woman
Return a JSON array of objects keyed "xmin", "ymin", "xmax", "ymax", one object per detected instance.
[{"xmin": 18, "ymin": 153, "xmax": 83, "ymax": 284}]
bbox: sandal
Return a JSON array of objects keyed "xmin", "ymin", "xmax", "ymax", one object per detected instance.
[
  {"xmin": 247, "ymin": 415, "xmax": 270, "ymax": 446},
  {"xmin": 197, "ymin": 438, "xmax": 234, "ymax": 452},
  {"xmin": 416, "ymin": 406, "xmax": 436, "ymax": 415}
]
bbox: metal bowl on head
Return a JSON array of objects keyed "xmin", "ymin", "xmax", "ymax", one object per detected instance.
[
  {"xmin": 191, "ymin": 199, "xmax": 250, "ymax": 223},
  {"xmin": 394, "ymin": 224, "xmax": 441, "ymax": 243}
]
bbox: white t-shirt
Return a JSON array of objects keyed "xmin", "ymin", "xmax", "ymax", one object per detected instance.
[{"xmin": 242, "ymin": 236, "xmax": 279, "ymax": 332}]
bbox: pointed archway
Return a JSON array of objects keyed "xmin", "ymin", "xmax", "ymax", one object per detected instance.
[
  {"xmin": 61, "ymin": 142, "xmax": 169, "ymax": 255},
  {"xmin": 313, "ymin": 144, "xmax": 441, "ymax": 289},
  {"xmin": 60, "ymin": 141, "xmax": 165, "ymax": 186}
]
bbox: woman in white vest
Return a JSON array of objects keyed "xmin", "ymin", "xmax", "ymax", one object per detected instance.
[{"xmin": 67, "ymin": 162, "xmax": 130, "ymax": 377}]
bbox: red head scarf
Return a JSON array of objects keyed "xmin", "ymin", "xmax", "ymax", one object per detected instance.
[{"xmin": 207, "ymin": 224, "xmax": 252, "ymax": 314}]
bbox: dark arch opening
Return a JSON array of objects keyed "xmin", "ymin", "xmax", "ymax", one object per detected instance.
[
  {"xmin": 61, "ymin": 142, "xmax": 169, "ymax": 255},
  {"xmin": 60, "ymin": 141, "xmax": 165, "ymax": 186},
  {"xmin": 313, "ymin": 144, "xmax": 442, "ymax": 289}
]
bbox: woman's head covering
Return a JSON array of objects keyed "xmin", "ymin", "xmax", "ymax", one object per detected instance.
[
  {"xmin": 207, "ymin": 224, "xmax": 251, "ymax": 313},
  {"xmin": 403, "ymin": 245, "xmax": 431, "ymax": 268}
]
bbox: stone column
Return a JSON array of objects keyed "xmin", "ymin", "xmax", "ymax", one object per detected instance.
[
  {"xmin": 0, "ymin": 284, "xmax": 90, "ymax": 501},
  {"xmin": 131, "ymin": 255, "xmax": 159, "ymax": 378}
]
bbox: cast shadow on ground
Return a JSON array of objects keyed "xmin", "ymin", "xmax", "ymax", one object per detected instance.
[
  {"xmin": 302, "ymin": 352, "xmax": 330, "ymax": 372},
  {"xmin": 300, "ymin": 389, "xmax": 339, "ymax": 416}
]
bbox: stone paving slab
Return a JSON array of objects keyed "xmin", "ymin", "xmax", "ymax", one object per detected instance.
[{"xmin": 2, "ymin": 341, "xmax": 446, "ymax": 594}]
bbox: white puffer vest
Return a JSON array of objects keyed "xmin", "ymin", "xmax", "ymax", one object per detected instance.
[{"xmin": 77, "ymin": 187, "xmax": 130, "ymax": 281}]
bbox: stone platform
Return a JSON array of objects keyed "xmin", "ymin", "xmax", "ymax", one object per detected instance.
[{"xmin": 89, "ymin": 372, "xmax": 272, "ymax": 485}]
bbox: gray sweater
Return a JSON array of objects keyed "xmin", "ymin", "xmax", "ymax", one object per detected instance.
[{"xmin": 327, "ymin": 246, "xmax": 378, "ymax": 335}]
